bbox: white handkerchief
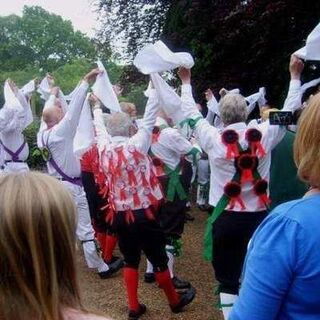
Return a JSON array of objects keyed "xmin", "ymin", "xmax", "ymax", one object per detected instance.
[
  {"xmin": 92, "ymin": 60, "xmax": 121, "ymax": 112},
  {"xmin": 21, "ymin": 80, "xmax": 36, "ymax": 96},
  {"xmin": 3, "ymin": 81, "xmax": 22, "ymax": 111},
  {"xmin": 294, "ymin": 22, "xmax": 320, "ymax": 60},
  {"xmin": 134, "ymin": 41, "xmax": 195, "ymax": 74}
]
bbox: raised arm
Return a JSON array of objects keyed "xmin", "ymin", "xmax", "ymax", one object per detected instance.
[
  {"xmin": 178, "ymin": 68, "xmax": 220, "ymax": 153},
  {"xmin": 130, "ymin": 87, "xmax": 159, "ymax": 153},
  {"xmin": 55, "ymin": 69, "xmax": 100, "ymax": 137},
  {"xmin": 255, "ymin": 55, "xmax": 304, "ymax": 151}
]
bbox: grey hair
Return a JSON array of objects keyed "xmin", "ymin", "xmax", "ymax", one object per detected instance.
[
  {"xmin": 219, "ymin": 93, "xmax": 248, "ymax": 125},
  {"xmin": 104, "ymin": 112, "xmax": 133, "ymax": 137}
]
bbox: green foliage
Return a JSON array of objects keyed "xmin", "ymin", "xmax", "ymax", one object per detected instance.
[
  {"xmin": 23, "ymin": 120, "xmax": 46, "ymax": 170},
  {"xmin": 0, "ymin": 6, "xmax": 96, "ymax": 72}
]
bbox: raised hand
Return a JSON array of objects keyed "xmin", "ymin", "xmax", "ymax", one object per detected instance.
[
  {"xmin": 84, "ymin": 68, "xmax": 102, "ymax": 83},
  {"xmin": 204, "ymin": 88, "xmax": 213, "ymax": 102},
  {"xmin": 177, "ymin": 67, "xmax": 191, "ymax": 84},
  {"xmin": 290, "ymin": 55, "xmax": 304, "ymax": 80}
]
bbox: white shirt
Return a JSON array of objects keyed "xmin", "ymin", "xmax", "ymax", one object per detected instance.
[
  {"xmin": 94, "ymin": 90, "xmax": 163, "ymax": 211},
  {"xmin": 180, "ymin": 80, "xmax": 302, "ymax": 212},
  {"xmin": 151, "ymin": 124, "xmax": 194, "ymax": 172},
  {"xmin": 0, "ymin": 90, "xmax": 33, "ymax": 162},
  {"xmin": 37, "ymin": 81, "xmax": 89, "ymax": 178}
]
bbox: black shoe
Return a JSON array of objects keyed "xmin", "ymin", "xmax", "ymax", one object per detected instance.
[
  {"xmin": 144, "ymin": 272, "xmax": 156, "ymax": 283},
  {"xmin": 98, "ymin": 258, "xmax": 123, "ymax": 279},
  {"xmin": 128, "ymin": 304, "xmax": 147, "ymax": 320},
  {"xmin": 105, "ymin": 256, "xmax": 125, "ymax": 268},
  {"xmin": 185, "ymin": 212, "xmax": 195, "ymax": 222},
  {"xmin": 170, "ymin": 286, "xmax": 196, "ymax": 313},
  {"xmin": 172, "ymin": 276, "xmax": 191, "ymax": 289}
]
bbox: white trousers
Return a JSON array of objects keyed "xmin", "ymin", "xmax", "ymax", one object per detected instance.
[
  {"xmin": 62, "ymin": 181, "xmax": 108, "ymax": 272},
  {"xmin": 196, "ymin": 159, "xmax": 210, "ymax": 205}
]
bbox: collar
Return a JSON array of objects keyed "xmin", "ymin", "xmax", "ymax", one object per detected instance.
[{"xmin": 223, "ymin": 122, "xmax": 247, "ymax": 131}]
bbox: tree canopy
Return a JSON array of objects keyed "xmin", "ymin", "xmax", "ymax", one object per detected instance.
[{"xmin": 96, "ymin": 0, "xmax": 320, "ymax": 106}]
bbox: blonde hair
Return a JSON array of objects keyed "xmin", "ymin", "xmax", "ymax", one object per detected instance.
[
  {"xmin": 294, "ymin": 93, "xmax": 320, "ymax": 187},
  {"xmin": 0, "ymin": 172, "xmax": 82, "ymax": 320}
]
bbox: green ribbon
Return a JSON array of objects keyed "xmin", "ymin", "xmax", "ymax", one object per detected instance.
[
  {"xmin": 165, "ymin": 165, "xmax": 187, "ymax": 201},
  {"xmin": 179, "ymin": 116, "xmax": 202, "ymax": 130},
  {"xmin": 203, "ymin": 172, "xmax": 240, "ymax": 262},
  {"xmin": 186, "ymin": 147, "xmax": 201, "ymax": 165}
]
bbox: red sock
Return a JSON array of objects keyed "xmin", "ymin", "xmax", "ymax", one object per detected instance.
[
  {"xmin": 123, "ymin": 267, "xmax": 140, "ymax": 312},
  {"xmin": 155, "ymin": 269, "xmax": 180, "ymax": 306},
  {"xmin": 104, "ymin": 234, "xmax": 118, "ymax": 262},
  {"xmin": 96, "ymin": 233, "xmax": 106, "ymax": 256}
]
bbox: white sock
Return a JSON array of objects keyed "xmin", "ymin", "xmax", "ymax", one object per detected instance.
[
  {"xmin": 220, "ymin": 293, "xmax": 237, "ymax": 320},
  {"xmin": 166, "ymin": 245, "xmax": 175, "ymax": 278},
  {"xmin": 146, "ymin": 259, "xmax": 154, "ymax": 273}
]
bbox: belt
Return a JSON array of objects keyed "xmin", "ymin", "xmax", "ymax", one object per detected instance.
[{"xmin": 57, "ymin": 176, "xmax": 83, "ymax": 187}]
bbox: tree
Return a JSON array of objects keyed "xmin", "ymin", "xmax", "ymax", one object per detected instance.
[{"xmin": 0, "ymin": 6, "xmax": 96, "ymax": 72}]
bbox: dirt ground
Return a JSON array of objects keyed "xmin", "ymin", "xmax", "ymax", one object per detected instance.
[{"xmin": 78, "ymin": 207, "xmax": 223, "ymax": 320}]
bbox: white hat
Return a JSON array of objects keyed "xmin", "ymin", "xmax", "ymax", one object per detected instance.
[
  {"xmin": 294, "ymin": 22, "xmax": 320, "ymax": 60},
  {"xmin": 92, "ymin": 60, "xmax": 121, "ymax": 113},
  {"xmin": 134, "ymin": 41, "xmax": 195, "ymax": 75}
]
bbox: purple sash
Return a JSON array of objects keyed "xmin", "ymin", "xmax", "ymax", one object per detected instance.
[
  {"xmin": 0, "ymin": 140, "xmax": 26, "ymax": 162},
  {"xmin": 41, "ymin": 131, "xmax": 83, "ymax": 187}
]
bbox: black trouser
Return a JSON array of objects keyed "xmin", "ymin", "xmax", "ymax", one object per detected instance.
[
  {"xmin": 81, "ymin": 171, "xmax": 116, "ymax": 234},
  {"xmin": 212, "ymin": 210, "xmax": 268, "ymax": 294},
  {"xmin": 158, "ymin": 175, "xmax": 187, "ymax": 243},
  {"xmin": 114, "ymin": 209, "xmax": 169, "ymax": 270}
]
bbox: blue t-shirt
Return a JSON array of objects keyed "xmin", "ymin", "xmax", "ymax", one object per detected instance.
[{"xmin": 230, "ymin": 194, "xmax": 320, "ymax": 320}]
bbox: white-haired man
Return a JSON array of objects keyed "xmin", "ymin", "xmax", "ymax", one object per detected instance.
[
  {"xmin": 37, "ymin": 69, "xmax": 121, "ymax": 279},
  {"xmin": 90, "ymin": 85, "xmax": 196, "ymax": 320},
  {"xmin": 0, "ymin": 79, "xmax": 34, "ymax": 172},
  {"xmin": 158, "ymin": 56, "xmax": 304, "ymax": 319}
]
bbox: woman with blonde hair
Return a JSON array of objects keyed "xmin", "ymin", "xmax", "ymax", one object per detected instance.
[
  {"xmin": 230, "ymin": 94, "xmax": 320, "ymax": 319},
  {"xmin": 0, "ymin": 172, "xmax": 113, "ymax": 320}
]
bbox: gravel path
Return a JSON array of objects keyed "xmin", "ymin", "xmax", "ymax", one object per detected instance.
[{"xmin": 79, "ymin": 208, "xmax": 223, "ymax": 320}]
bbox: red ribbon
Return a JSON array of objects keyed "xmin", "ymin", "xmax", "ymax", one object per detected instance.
[
  {"xmin": 150, "ymin": 173, "xmax": 159, "ymax": 190},
  {"xmin": 141, "ymin": 171, "xmax": 149, "ymax": 188},
  {"xmin": 119, "ymin": 188, "xmax": 127, "ymax": 201},
  {"xmin": 251, "ymin": 142, "xmax": 266, "ymax": 157},
  {"xmin": 128, "ymin": 170, "xmax": 138, "ymax": 186},
  {"xmin": 229, "ymin": 196, "xmax": 246, "ymax": 210},
  {"xmin": 258, "ymin": 194, "xmax": 271, "ymax": 208},
  {"xmin": 226, "ymin": 144, "xmax": 239, "ymax": 160},
  {"xmin": 125, "ymin": 209, "xmax": 135, "ymax": 224},
  {"xmin": 144, "ymin": 207, "xmax": 155, "ymax": 220},
  {"xmin": 115, "ymin": 147, "xmax": 127, "ymax": 167},
  {"xmin": 105, "ymin": 209, "xmax": 116, "ymax": 225}
]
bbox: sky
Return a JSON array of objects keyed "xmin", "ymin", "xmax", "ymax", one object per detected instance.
[{"xmin": 0, "ymin": 0, "xmax": 100, "ymax": 37}]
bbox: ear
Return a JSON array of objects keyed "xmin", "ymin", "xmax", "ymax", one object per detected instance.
[{"xmin": 128, "ymin": 124, "xmax": 138, "ymax": 137}]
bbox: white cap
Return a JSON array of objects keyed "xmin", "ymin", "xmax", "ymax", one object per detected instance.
[
  {"xmin": 92, "ymin": 60, "xmax": 121, "ymax": 113},
  {"xmin": 294, "ymin": 22, "xmax": 320, "ymax": 60},
  {"xmin": 134, "ymin": 40, "xmax": 194, "ymax": 74}
]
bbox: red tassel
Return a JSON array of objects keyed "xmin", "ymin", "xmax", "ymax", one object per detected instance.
[
  {"xmin": 144, "ymin": 207, "xmax": 155, "ymax": 220},
  {"xmin": 146, "ymin": 192, "xmax": 158, "ymax": 205},
  {"xmin": 150, "ymin": 173, "xmax": 159, "ymax": 189},
  {"xmin": 241, "ymin": 169, "xmax": 254, "ymax": 183},
  {"xmin": 125, "ymin": 209, "xmax": 135, "ymax": 224},
  {"xmin": 130, "ymin": 148, "xmax": 144, "ymax": 165},
  {"xmin": 252, "ymin": 142, "xmax": 266, "ymax": 157}
]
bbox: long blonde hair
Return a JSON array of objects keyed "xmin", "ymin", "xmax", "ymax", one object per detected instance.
[
  {"xmin": 294, "ymin": 93, "xmax": 320, "ymax": 187},
  {"xmin": 0, "ymin": 172, "xmax": 83, "ymax": 320}
]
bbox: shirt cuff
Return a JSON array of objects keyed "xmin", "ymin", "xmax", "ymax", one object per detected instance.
[
  {"xmin": 80, "ymin": 80, "xmax": 90, "ymax": 90},
  {"xmin": 289, "ymin": 79, "xmax": 301, "ymax": 91},
  {"xmin": 181, "ymin": 84, "xmax": 192, "ymax": 94}
]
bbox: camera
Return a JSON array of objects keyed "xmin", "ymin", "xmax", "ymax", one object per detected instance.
[{"xmin": 269, "ymin": 111, "xmax": 298, "ymax": 126}]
